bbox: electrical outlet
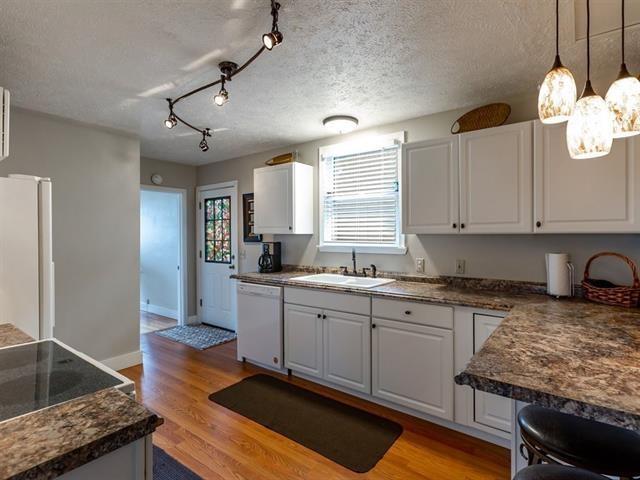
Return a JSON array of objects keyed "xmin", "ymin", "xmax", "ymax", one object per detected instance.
[
  {"xmin": 416, "ymin": 257, "xmax": 425, "ymax": 273},
  {"xmin": 455, "ymin": 259, "xmax": 466, "ymax": 274}
]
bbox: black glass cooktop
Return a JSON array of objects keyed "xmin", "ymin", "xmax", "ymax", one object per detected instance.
[{"xmin": 0, "ymin": 340, "xmax": 123, "ymax": 422}]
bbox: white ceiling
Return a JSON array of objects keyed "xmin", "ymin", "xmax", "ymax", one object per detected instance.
[{"xmin": 1, "ymin": 0, "xmax": 638, "ymax": 165}]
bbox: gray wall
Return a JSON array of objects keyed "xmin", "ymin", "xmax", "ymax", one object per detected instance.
[
  {"xmin": 198, "ymin": 93, "xmax": 640, "ymax": 285},
  {"xmin": 0, "ymin": 108, "xmax": 140, "ymax": 361},
  {"xmin": 140, "ymin": 157, "xmax": 197, "ymax": 316}
]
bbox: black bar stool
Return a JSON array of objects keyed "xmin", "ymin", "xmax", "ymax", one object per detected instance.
[
  {"xmin": 518, "ymin": 405, "xmax": 640, "ymax": 480},
  {"xmin": 514, "ymin": 465, "xmax": 607, "ymax": 480}
]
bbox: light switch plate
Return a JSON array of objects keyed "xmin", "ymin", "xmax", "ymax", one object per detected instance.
[{"xmin": 416, "ymin": 257, "xmax": 425, "ymax": 273}]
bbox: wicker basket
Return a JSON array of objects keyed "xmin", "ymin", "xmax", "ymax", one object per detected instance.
[
  {"xmin": 451, "ymin": 103, "xmax": 511, "ymax": 134},
  {"xmin": 582, "ymin": 252, "xmax": 640, "ymax": 307}
]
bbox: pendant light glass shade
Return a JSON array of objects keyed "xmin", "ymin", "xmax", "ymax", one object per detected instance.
[
  {"xmin": 606, "ymin": 71, "xmax": 640, "ymax": 138},
  {"xmin": 538, "ymin": 58, "xmax": 577, "ymax": 124},
  {"xmin": 605, "ymin": 2, "xmax": 640, "ymax": 138},
  {"xmin": 538, "ymin": 1, "xmax": 576, "ymax": 124},
  {"xmin": 567, "ymin": 83, "xmax": 613, "ymax": 159}
]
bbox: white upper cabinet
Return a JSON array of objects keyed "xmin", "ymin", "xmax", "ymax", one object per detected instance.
[
  {"xmin": 402, "ymin": 137, "xmax": 460, "ymax": 234},
  {"xmin": 534, "ymin": 121, "xmax": 640, "ymax": 233},
  {"xmin": 459, "ymin": 122, "xmax": 533, "ymax": 233},
  {"xmin": 253, "ymin": 162, "xmax": 313, "ymax": 234}
]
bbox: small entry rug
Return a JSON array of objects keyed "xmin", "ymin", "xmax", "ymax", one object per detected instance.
[
  {"xmin": 209, "ymin": 374, "xmax": 403, "ymax": 473},
  {"xmin": 155, "ymin": 323, "xmax": 236, "ymax": 350},
  {"xmin": 153, "ymin": 446, "xmax": 202, "ymax": 480}
]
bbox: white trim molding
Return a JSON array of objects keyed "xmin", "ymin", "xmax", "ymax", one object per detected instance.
[{"xmin": 102, "ymin": 350, "xmax": 143, "ymax": 371}]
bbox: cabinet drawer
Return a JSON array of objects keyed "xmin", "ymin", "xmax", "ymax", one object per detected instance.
[
  {"xmin": 284, "ymin": 287, "xmax": 370, "ymax": 315},
  {"xmin": 372, "ymin": 298, "xmax": 453, "ymax": 329}
]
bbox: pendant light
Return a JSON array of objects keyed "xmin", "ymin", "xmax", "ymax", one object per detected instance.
[
  {"xmin": 566, "ymin": 0, "xmax": 613, "ymax": 159},
  {"xmin": 605, "ymin": 0, "xmax": 640, "ymax": 138},
  {"xmin": 538, "ymin": 0, "xmax": 577, "ymax": 124}
]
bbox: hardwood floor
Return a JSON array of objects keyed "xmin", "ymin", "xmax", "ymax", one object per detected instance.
[
  {"xmin": 120, "ymin": 334, "xmax": 510, "ymax": 480},
  {"xmin": 140, "ymin": 310, "xmax": 177, "ymax": 334}
]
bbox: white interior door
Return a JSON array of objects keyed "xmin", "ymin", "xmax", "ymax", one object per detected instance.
[{"xmin": 197, "ymin": 183, "xmax": 238, "ymax": 331}]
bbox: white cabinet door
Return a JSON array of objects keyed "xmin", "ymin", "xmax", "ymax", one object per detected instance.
[
  {"xmin": 402, "ymin": 137, "xmax": 460, "ymax": 233},
  {"xmin": 323, "ymin": 310, "xmax": 371, "ymax": 393},
  {"xmin": 473, "ymin": 314, "xmax": 512, "ymax": 432},
  {"xmin": 284, "ymin": 304, "xmax": 323, "ymax": 378},
  {"xmin": 372, "ymin": 318, "xmax": 454, "ymax": 420},
  {"xmin": 254, "ymin": 164, "xmax": 293, "ymax": 234},
  {"xmin": 534, "ymin": 121, "xmax": 640, "ymax": 233},
  {"xmin": 459, "ymin": 122, "xmax": 533, "ymax": 233},
  {"xmin": 254, "ymin": 163, "xmax": 313, "ymax": 234}
]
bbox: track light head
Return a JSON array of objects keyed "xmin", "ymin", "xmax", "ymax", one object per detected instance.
[
  {"xmin": 263, "ymin": 30, "xmax": 283, "ymax": 50},
  {"xmin": 199, "ymin": 129, "xmax": 211, "ymax": 152},
  {"xmin": 214, "ymin": 87, "xmax": 229, "ymax": 106},
  {"xmin": 164, "ymin": 113, "xmax": 177, "ymax": 129}
]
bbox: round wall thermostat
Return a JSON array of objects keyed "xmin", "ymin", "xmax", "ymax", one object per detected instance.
[{"xmin": 150, "ymin": 173, "xmax": 163, "ymax": 185}]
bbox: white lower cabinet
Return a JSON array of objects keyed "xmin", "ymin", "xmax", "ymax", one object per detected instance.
[
  {"xmin": 473, "ymin": 314, "xmax": 512, "ymax": 432},
  {"xmin": 323, "ymin": 310, "xmax": 371, "ymax": 393},
  {"xmin": 372, "ymin": 318, "xmax": 454, "ymax": 420},
  {"xmin": 284, "ymin": 304, "xmax": 323, "ymax": 378},
  {"xmin": 284, "ymin": 302, "xmax": 371, "ymax": 393}
]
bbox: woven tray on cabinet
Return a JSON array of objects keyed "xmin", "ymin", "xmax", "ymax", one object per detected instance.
[{"xmin": 582, "ymin": 252, "xmax": 640, "ymax": 307}]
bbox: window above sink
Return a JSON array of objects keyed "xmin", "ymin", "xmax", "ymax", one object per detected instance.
[{"xmin": 318, "ymin": 132, "xmax": 407, "ymax": 255}]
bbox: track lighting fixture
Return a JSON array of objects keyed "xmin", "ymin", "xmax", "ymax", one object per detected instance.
[
  {"xmin": 164, "ymin": 112, "xmax": 177, "ymax": 129},
  {"xmin": 566, "ymin": 0, "xmax": 613, "ymax": 159},
  {"xmin": 164, "ymin": 0, "xmax": 284, "ymax": 151},
  {"xmin": 263, "ymin": 1, "xmax": 283, "ymax": 50},
  {"xmin": 199, "ymin": 129, "xmax": 211, "ymax": 152},
  {"xmin": 538, "ymin": 0, "xmax": 576, "ymax": 124},
  {"xmin": 263, "ymin": 30, "xmax": 283, "ymax": 50},
  {"xmin": 605, "ymin": 0, "xmax": 640, "ymax": 138},
  {"xmin": 213, "ymin": 76, "xmax": 229, "ymax": 106}
]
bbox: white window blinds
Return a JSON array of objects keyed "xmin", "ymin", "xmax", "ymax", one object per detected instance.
[{"xmin": 321, "ymin": 143, "xmax": 401, "ymax": 248}]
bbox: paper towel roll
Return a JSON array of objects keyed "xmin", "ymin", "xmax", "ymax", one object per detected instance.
[{"xmin": 546, "ymin": 253, "xmax": 572, "ymax": 297}]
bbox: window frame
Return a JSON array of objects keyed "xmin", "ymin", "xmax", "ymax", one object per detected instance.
[{"xmin": 318, "ymin": 131, "xmax": 407, "ymax": 255}]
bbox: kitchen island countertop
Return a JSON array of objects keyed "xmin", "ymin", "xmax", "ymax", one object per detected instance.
[{"xmin": 0, "ymin": 324, "xmax": 162, "ymax": 480}]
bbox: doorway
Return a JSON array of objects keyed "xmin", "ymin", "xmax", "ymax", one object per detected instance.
[
  {"xmin": 197, "ymin": 181, "xmax": 238, "ymax": 331},
  {"xmin": 140, "ymin": 186, "xmax": 187, "ymax": 334}
]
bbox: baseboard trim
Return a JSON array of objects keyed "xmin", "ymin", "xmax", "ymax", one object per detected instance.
[
  {"xmin": 140, "ymin": 303, "xmax": 179, "ymax": 320},
  {"xmin": 187, "ymin": 315, "xmax": 199, "ymax": 325},
  {"xmin": 102, "ymin": 350, "xmax": 143, "ymax": 371}
]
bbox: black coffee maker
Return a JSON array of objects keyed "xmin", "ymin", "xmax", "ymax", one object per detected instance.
[{"xmin": 258, "ymin": 242, "xmax": 282, "ymax": 273}]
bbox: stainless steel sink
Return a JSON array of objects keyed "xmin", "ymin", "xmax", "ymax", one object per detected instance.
[{"xmin": 291, "ymin": 273, "xmax": 395, "ymax": 289}]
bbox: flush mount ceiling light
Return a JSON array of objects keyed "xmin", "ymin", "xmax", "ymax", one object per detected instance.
[
  {"xmin": 605, "ymin": 0, "xmax": 640, "ymax": 138},
  {"xmin": 323, "ymin": 115, "xmax": 359, "ymax": 134},
  {"xmin": 164, "ymin": 0, "xmax": 283, "ymax": 152},
  {"xmin": 566, "ymin": 0, "xmax": 613, "ymax": 159},
  {"xmin": 538, "ymin": 0, "xmax": 577, "ymax": 124}
]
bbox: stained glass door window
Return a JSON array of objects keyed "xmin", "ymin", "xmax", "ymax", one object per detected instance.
[{"xmin": 204, "ymin": 196, "xmax": 232, "ymax": 263}]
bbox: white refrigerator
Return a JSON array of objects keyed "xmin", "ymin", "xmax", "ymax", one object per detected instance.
[{"xmin": 0, "ymin": 174, "xmax": 54, "ymax": 339}]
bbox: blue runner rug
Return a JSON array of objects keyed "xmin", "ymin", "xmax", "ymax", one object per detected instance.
[
  {"xmin": 153, "ymin": 446, "xmax": 202, "ymax": 480},
  {"xmin": 155, "ymin": 323, "xmax": 236, "ymax": 350}
]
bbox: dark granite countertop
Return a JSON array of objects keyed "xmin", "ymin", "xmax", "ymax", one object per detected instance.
[
  {"xmin": 232, "ymin": 271, "xmax": 544, "ymax": 311},
  {"xmin": 0, "ymin": 324, "xmax": 162, "ymax": 480},
  {"xmin": 233, "ymin": 271, "xmax": 640, "ymax": 432}
]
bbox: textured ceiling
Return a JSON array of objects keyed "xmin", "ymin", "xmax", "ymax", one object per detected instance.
[{"xmin": 1, "ymin": 0, "xmax": 639, "ymax": 165}]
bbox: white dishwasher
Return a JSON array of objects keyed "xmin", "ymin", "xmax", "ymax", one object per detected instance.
[{"xmin": 236, "ymin": 282, "xmax": 283, "ymax": 369}]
